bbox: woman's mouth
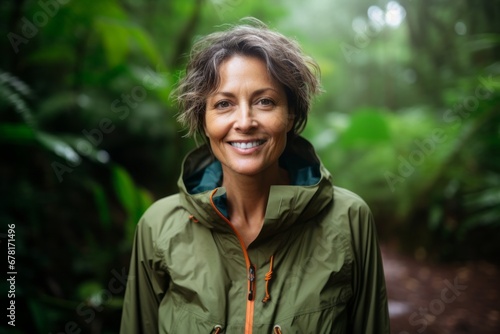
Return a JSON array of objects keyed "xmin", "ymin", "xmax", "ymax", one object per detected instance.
[{"xmin": 229, "ymin": 140, "xmax": 265, "ymax": 149}]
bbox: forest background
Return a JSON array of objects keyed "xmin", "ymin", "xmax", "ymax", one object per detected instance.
[{"xmin": 1, "ymin": 0, "xmax": 499, "ymax": 333}]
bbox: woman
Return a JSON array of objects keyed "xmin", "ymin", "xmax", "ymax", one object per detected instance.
[{"xmin": 120, "ymin": 19, "xmax": 390, "ymax": 334}]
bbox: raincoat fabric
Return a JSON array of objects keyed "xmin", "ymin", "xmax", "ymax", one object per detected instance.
[{"xmin": 120, "ymin": 136, "xmax": 390, "ymax": 334}]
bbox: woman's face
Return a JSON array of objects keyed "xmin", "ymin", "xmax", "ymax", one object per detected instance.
[{"xmin": 205, "ymin": 55, "xmax": 293, "ymax": 179}]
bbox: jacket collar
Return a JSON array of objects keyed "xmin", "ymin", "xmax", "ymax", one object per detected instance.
[{"xmin": 178, "ymin": 136, "xmax": 334, "ymax": 238}]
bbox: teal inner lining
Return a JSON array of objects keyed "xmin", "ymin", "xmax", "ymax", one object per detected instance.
[{"xmin": 185, "ymin": 150, "xmax": 321, "ymax": 218}]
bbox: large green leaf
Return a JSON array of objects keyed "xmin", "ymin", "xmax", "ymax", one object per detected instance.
[
  {"xmin": 94, "ymin": 17, "xmax": 130, "ymax": 67},
  {"xmin": 111, "ymin": 164, "xmax": 153, "ymax": 241},
  {"xmin": 94, "ymin": 16, "xmax": 163, "ymax": 68},
  {"xmin": 88, "ymin": 181, "xmax": 112, "ymax": 230},
  {"xmin": 338, "ymin": 108, "xmax": 392, "ymax": 148},
  {"xmin": 111, "ymin": 164, "xmax": 137, "ymax": 216},
  {"xmin": 111, "ymin": 164, "xmax": 138, "ymax": 241}
]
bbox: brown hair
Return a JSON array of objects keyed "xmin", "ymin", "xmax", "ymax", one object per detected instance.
[{"xmin": 172, "ymin": 18, "xmax": 321, "ymax": 138}]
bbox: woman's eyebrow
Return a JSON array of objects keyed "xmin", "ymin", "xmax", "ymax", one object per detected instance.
[
  {"xmin": 209, "ymin": 91, "xmax": 236, "ymax": 98},
  {"xmin": 210, "ymin": 87, "xmax": 279, "ymax": 98},
  {"xmin": 251, "ymin": 87, "xmax": 279, "ymax": 96}
]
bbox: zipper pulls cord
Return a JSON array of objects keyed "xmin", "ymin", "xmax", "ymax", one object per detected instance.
[{"xmin": 262, "ymin": 255, "xmax": 275, "ymax": 303}]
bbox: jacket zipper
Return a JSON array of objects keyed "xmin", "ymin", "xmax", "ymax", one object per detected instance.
[{"xmin": 210, "ymin": 189, "xmax": 255, "ymax": 334}]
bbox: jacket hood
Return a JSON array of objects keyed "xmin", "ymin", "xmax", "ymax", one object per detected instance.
[{"xmin": 177, "ymin": 136, "xmax": 334, "ymax": 239}]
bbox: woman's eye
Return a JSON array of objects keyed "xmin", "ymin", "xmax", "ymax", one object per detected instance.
[
  {"xmin": 258, "ymin": 98, "xmax": 275, "ymax": 106},
  {"xmin": 215, "ymin": 101, "xmax": 231, "ymax": 109}
]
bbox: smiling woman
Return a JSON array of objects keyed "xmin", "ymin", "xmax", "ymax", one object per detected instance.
[
  {"xmin": 205, "ymin": 56, "xmax": 292, "ymax": 183},
  {"xmin": 204, "ymin": 55, "xmax": 293, "ymax": 246},
  {"xmin": 120, "ymin": 18, "xmax": 390, "ymax": 334}
]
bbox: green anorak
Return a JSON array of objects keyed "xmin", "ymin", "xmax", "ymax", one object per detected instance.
[{"xmin": 120, "ymin": 136, "xmax": 390, "ymax": 334}]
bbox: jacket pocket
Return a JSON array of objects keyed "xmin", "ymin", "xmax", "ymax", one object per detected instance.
[
  {"xmin": 160, "ymin": 305, "xmax": 226, "ymax": 334},
  {"xmin": 270, "ymin": 302, "xmax": 350, "ymax": 334},
  {"xmin": 265, "ymin": 282, "xmax": 352, "ymax": 334}
]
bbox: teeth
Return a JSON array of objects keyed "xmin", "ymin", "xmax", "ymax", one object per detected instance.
[{"xmin": 230, "ymin": 141, "xmax": 263, "ymax": 149}]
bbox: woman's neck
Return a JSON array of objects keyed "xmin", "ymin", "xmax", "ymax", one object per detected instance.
[{"xmin": 221, "ymin": 165, "xmax": 289, "ymax": 247}]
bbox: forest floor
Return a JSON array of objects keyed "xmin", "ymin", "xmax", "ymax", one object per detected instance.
[{"xmin": 382, "ymin": 245, "xmax": 500, "ymax": 334}]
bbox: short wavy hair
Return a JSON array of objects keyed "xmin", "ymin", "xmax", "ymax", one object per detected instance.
[{"xmin": 172, "ymin": 18, "xmax": 321, "ymax": 138}]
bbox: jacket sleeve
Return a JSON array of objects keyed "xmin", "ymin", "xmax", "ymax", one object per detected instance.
[
  {"xmin": 120, "ymin": 216, "xmax": 168, "ymax": 334},
  {"xmin": 347, "ymin": 202, "xmax": 390, "ymax": 334}
]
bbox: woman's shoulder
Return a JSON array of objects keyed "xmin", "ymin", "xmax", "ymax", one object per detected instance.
[
  {"xmin": 332, "ymin": 186, "xmax": 371, "ymax": 214},
  {"xmin": 329, "ymin": 186, "xmax": 376, "ymax": 236},
  {"xmin": 330, "ymin": 186, "xmax": 378, "ymax": 246},
  {"xmin": 143, "ymin": 193, "xmax": 182, "ymax": 215},
  {"xmin": 138, "ymin": 193, "xmax": 185, "ymax": 231}
]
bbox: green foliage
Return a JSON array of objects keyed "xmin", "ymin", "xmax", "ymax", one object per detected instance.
[
  {"xmin": 112, "ymin": 164, "xmax": 153, "ymax": 242},
  {"xmin": 306, "ymin": 70, "xmax": 500, "ymax": 261},
  {"xmin": 1, "ymin": 0, "xmax": 499, "ymax": 332},
  {"xmin": 1, "ymin": 70, "xmax": 154, "ymax": 332},
  {"xmin": 338, "ymin": 108, "xmax": 392, "ymax": 147}
]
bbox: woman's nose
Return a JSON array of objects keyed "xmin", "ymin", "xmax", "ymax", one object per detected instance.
[{"xmin": 234, "ymin": 105, "xmax": 256, "ymax": 132}]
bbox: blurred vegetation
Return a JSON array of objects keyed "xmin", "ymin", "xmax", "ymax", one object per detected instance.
[{"xmin": 0, "ymin": 0, "xmax": 499, "ymax": 332}]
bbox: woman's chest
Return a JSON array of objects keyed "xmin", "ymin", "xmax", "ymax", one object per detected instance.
[{"xmin": 158, "ymin": 222, "xmax": 353, "ymax": 333}]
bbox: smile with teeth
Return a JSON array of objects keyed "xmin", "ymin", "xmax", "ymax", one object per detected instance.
[{"xmin": 229, "ymin": 140, "xmax": 265, "ymax": 149}]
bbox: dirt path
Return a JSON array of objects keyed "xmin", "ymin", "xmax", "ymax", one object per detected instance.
[{"xmin": 381, "ymin": 245, "xmax": 500, "ymax": 334}]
